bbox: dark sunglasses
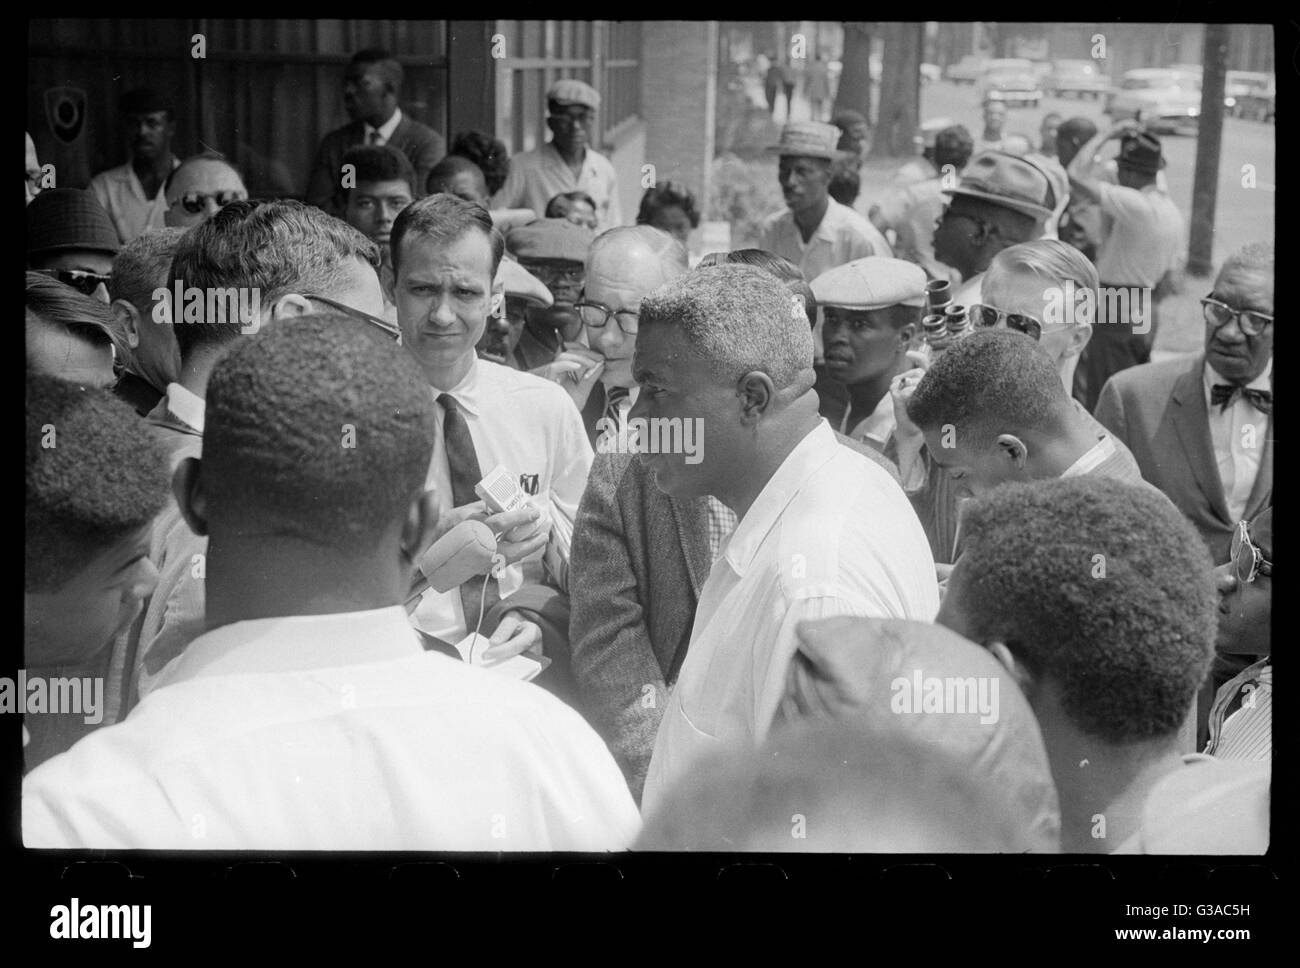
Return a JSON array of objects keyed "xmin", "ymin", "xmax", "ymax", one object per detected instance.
[
  {"xmin": 171, "ymin": 190, "xmax": 243, "ymax": 215},
  {"xmin": 34, "ymin": 267, "xmax": 111, "ymax": 296},
  {"xmin": 970, "ymin": 302, "xmax": 1043, "ymax": 341},
  {"xmin": 307, "ymin": 294, "xmax": 402, "ymax": 343},
  {"xmin": 1201, "ymin": 294, "xmax": 1273, "ymax": 339},
  {"xmin": 1230, "ymin": 519, "xmax": 1272, "ymax": 584}
]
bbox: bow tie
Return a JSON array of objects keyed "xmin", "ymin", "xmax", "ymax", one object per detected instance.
[{"xmin": 1211, "ymin": 383, "xmax": 1272, "ymax": 416}]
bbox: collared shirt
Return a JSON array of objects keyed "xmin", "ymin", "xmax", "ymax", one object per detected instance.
[
  {"xmin": 492, "ymin": 141, "xmax": 623, "ymax": 230},
  {"xmin": 23, "ymin": 607, "xmax": 640, "ymax": 850},
  {"xmin": 641, "ymin": 421, "xmax": 940, "ymax": 817},
  {"xmin": 364, "ymin": 107, "xmax": 403, "ymax": 146},
  {"xmin": 410, "ymin": 358, "xmax": 594, "ymax": 642},
  {"xmin": 704, "ymin": 497, "xmax": 737, "ymax": 562},
  {"xmin": 841, "ymin": 391, "xmax": 896, "ymax": 452},
  {"xmin": 1094, "ymin": 181, "xmax": 1185, "ymax": 288},
  {"xmin": 1204, "ymin": 358, "xmax": 1271, "ymax": 521},
  {"xmin": 1204, "ymin": 658, "xmax": 1271, "ymax": 761},
  {"xmin": 1060, "ymin": 432, "xmax": 1117, "ymax": 478},
  {"xmin": 758, "ymin": 197, "xmax": 893, "ymax": 285},
  {"xmin": 163, "ymin": 382, "xmax": 205, "ymax": 434},
  {"xmin": 89, "ymin": 157, "xmax": 180, "ymax": 244}
]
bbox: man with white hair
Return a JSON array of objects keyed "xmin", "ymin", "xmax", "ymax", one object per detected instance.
[{"xmin": 634, "ymin": 263, "xmax": 939, "ymax": 816}]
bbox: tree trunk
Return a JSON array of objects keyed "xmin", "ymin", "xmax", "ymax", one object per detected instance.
[
  {"xmin": 832, "ymin": 22, "xmax": 874, "ymax": 124},
  {"xmin": 1188, "ymin": 23, "xmax": 1229, "ymax": 276},
  {"xmin": 869, "ymin": 22, "xmax": 923, "ymax": 159}
]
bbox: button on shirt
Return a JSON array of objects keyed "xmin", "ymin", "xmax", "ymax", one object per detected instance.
[
  {"xmin": 22, "ymin": 607, "xmax": 640, "ymax": 850},
  {"xmin": 1094, "ymin": 181, "xmax": 1185, "ymax": 288},
  {"xmin": 1205, "ymin": 359, "xmax": 1271, "ymax": 521},
  {"xmin": 759, "ymin": 198, "xmax": 893, "ymax": 284},
  {"xmin": 491, "ymin": 141, "xmax": 623, "ymax": 230},
  {"xmin": 410, "ymin": 358, "xmax": 594, "ymax": 643},
  {"xmin": 89, "ymin": 157, "xmax": 179, "ymax": 244},
  {"xmin": 641, "ymin": 421, "xmax": 940, "ymax": 817}
]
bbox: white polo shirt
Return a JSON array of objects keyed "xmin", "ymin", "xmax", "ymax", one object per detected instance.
[
  {"xmin": 641, "ymin": 421, "xmax": 940, "ymax": 818},
  {"xmin": 410, "ymin": 357, "xmax": 593, "ymax": 642},
  {"xmin": 23, "ymin": 607, "xmax": 640, "ymax": 850},
  {"xmin": 491, "ymin": 141, "xmax": 623, "ymax": 230},
  {"xmin": 758, "ymin": 197, "xmax": 893, "ymax": 284},
  {"xmin": 88, "ymin": 157, "xmax": 179, "ymax": 244}
]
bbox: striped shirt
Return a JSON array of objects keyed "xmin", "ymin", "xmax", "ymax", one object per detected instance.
[{"xmin": 1204, "ymin": 658, "xmax": 1271, "ymax": 761}]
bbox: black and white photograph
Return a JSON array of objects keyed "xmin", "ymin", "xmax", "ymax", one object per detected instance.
[{"xmin": 19, "ymin": 16, "xmax": 1276, "ymax": 939}]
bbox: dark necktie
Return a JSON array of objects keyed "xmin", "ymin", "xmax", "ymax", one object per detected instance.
[
  {"xmin": 437, "ymin": 394, "xmax": 501, "ymax": 629},
  {"xmin": 1211, "ymin": 384, "xmax": 1272, "ymax": 416},
  {"xmin": 603, "ymin": 385, "xmax": 630, "ymax": 428}
]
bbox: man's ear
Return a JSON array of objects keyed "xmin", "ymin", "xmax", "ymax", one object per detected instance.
[
  {"xmin": 897, "ymin": 321, "xmax": 917, "ymax": 348},
  {"xmin": 111, "ymin": 298, "xmax": 142, "ymax": 350},
  {"xmin": 489, "ymin": 289, "xmax": 504, "ymax": 319},
  {"xmin": 173, "ymin": 457, "xmax": 209, "ymax": 537},
  {"xmin": 996, "ymin": 433, "xmax": 1028, "ymax": 469},
  {"xmin": 1064, "ymin": 324, "xmax": 1093, "ymax": 358},
  {"xmin": 270, "ymin": 293, "xmax": 314, "ymax": 321},
  {"xmin": 987, "ymin": 640, "xmax": 1037, "ymax": 700},
  {"xmin": 737, "ymin": 370, "xmax": 775, "ymax": 423},
  {"xmin": 401, "ymin": 488, "xmax": 441, "ymax": 566}
]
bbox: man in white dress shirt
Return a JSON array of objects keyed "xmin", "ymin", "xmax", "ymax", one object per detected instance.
[
  {"xmin": 392, "ymin": 194, "xmax": 594, "ymax": 697},
  {"xmin": 88, "ymin": 88, "xmax": 180, "ymax": 244},
  {"xmin": 23, "ymin": 314, "xmax": 639, "ymax": 851},
  {"xmin": 635, "ymin": 264, "xmax": 940, "ymax": 818}
]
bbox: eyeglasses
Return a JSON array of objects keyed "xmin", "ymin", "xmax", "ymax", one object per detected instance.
[
  {"xmin": 549, "ymin": 111, "xmax": 594, "ymax": 129},
  {"xmin": 34, "ymin": 267, "xmax": 112, "ymax": 296},
  {"xmin": 970, "ymin": 303, "xmax": 1043, "ymax": 341},
  {"xmin": 170, "ymin": 190, "xmax": 244, "ymax": 215},
  {"xmin": 1201, "ymin": 294, "xmax": 1273, "ymax": 338},
  {"xmin": 306, "ymin": 294, "xmax": 403, "ymax": 343},
  {"xmin": 1230, "ymin": 519, "xmax": 1272, "ymax": 584},
  {"xmin": 576, "ymin": 299, "xmax": 639, "ymax": 335}
]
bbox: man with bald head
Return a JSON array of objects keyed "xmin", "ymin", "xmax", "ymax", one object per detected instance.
[
  {"xmin": 635, "ymin": 263, "xmax": 939, "ymax": 816},
  {"xmin": 163, "ymin": 153, "xmax": 249, "ymax": 229}
]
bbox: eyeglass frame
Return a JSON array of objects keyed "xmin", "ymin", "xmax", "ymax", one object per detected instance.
[
  {"xmin": 1230, "ymin": 519, "xmax": 1272, "ymax": 584},
  {"xmin": 970, "ymin": 302, "xmax": 1044, "ymax": 342},
  {"xmin": 575, "ymin": 298, "xmax": 640, "ymax": 335},
  {"xmin": 1201, "ymin": 293, "xmax": 1273, "ymax": 338},
  {"xmin": 169, "ymin": 190, "xmax": 245, "ymax": 215},
  {"xmin": 33, "ymin": 267, "xmax": 113, "ymax": 296},
  {"xmin": 305, "ymin": 294, "xmax": 403, "ymax": 343}
]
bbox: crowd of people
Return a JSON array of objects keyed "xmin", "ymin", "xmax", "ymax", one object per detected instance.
[{"xmin": 23, "ymin": 48, "xmax": 1271, "ymax": 854}]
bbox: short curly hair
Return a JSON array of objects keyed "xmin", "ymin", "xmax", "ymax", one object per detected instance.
[
  {"xmin": 450, "ymin": 130, "xmax": 510, "ymax": 196},
  {"xmin": 636, "ymin": 180, "xmax": 700, "ymax": 230},
  {"xmin": 955, "ymin": 476, "xmax": 1216, "ymax": 744},
  {"xmin": 201, "ymin": 312, "xmax": 438, "ymax": 554},
  {"xmin": 26, "ymin": 374, "xmax": 171, "ymax": 592},
  {"xmin": 906, "ymin": 328, "xmax": 1067, "ymax": 448}
]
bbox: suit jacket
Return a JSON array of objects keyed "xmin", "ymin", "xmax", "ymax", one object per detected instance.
[
  {"xmin": 568, "ymin": 429, "xmax": 900, "ymax": 802},
  {"xmin": 305, "ymin": 116, "xmax": 446, "ymax": 214},
  {"xmin": 1095, "ymin": 353, "xmax": 1273, "ymax": 563}
]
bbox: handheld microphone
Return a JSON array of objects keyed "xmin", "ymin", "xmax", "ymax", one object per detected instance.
[{"xmin": 406, "ymin": 520, "xmax": 498, "ymax": 605}]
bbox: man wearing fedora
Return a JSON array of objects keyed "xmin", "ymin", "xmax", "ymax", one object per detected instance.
[
  {"xmin": 492, "ymin": 80, "xmax": 623, "ymax": 231},
  {"xmin": 1067, "ymin": 119, "xmax": 1186, "ymax": 412},
  {"xmin": 27, "ymin": 188, "xmax": 120, "ymax": 305},
  {"xmin": 933, "ymin": 150, "xmax": 1060, "ymax": 306}
]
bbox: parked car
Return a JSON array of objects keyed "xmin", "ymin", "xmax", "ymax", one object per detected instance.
[
  {"xmin": 1105, "ymin": 68, "xmax": 1201, "ymax": 134},
  {"xmin": 945, "ymin": 55, "xmax": 988, "ymax": 84},
  {"xmin": 1046, "ymin": 59, "xmax": 1111, "ymax": 99},
  {"xmin": 982, "ymin": 58, "xmax": 1034, "ymax": 76},
  {"xmin": 980, "ymin": 68, "xmax": 1043, "ymax": 108},
  {"xmin": 1225, "ymin": 71, "xmax": 1273, "ymax": 117}
]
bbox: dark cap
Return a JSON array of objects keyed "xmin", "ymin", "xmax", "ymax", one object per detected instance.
[
  {"xmin": 1117, "ymin": 131, "xmax": 1165, "ymax": 174},
  {"xmin": 506, "ymin": 217, "xmax": 595, "ymax": 264},
  {"xmin": 27, "ymin": 188, "xmax": 120, "ymax": 258}
]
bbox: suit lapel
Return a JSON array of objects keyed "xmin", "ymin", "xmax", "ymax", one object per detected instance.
[
  {"xmin": 671, "ymin": 495, "xmax": 711, "ymax": 597},
  {"xmin": 1170, "ymin": 356, "xmax": 1232, "ymax": 526}
]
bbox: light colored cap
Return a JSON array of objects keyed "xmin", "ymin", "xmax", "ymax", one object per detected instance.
[
  {"xmin": 811, "ymin": 257, "xmax": 928, "ymax": 310},
  {"xmin": 766, "ymin": 120, "xmax": 845, "ymax": 161},
  {"xmin": 548, "ymin": 79, "xmax": 600, "ymax": 110},
  {"xmin": 496, "ymin": 258, "xmax": 553, "ymax": 307}
]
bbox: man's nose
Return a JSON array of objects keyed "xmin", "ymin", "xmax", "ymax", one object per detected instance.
[
  {"xmin": 1215, "ymin": 317, "xmax": 1248, "ymax": 343},
  {"xmin": 92, "ymin": 282, "xmax": 111, "ymax": 305},
  {"xmin": 595, "ymin": 324, "xmax": 625, "ymax": 355},
  {"xmin": 431, "ymin": 294, "xmax": 458, "ymax": 326}
]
